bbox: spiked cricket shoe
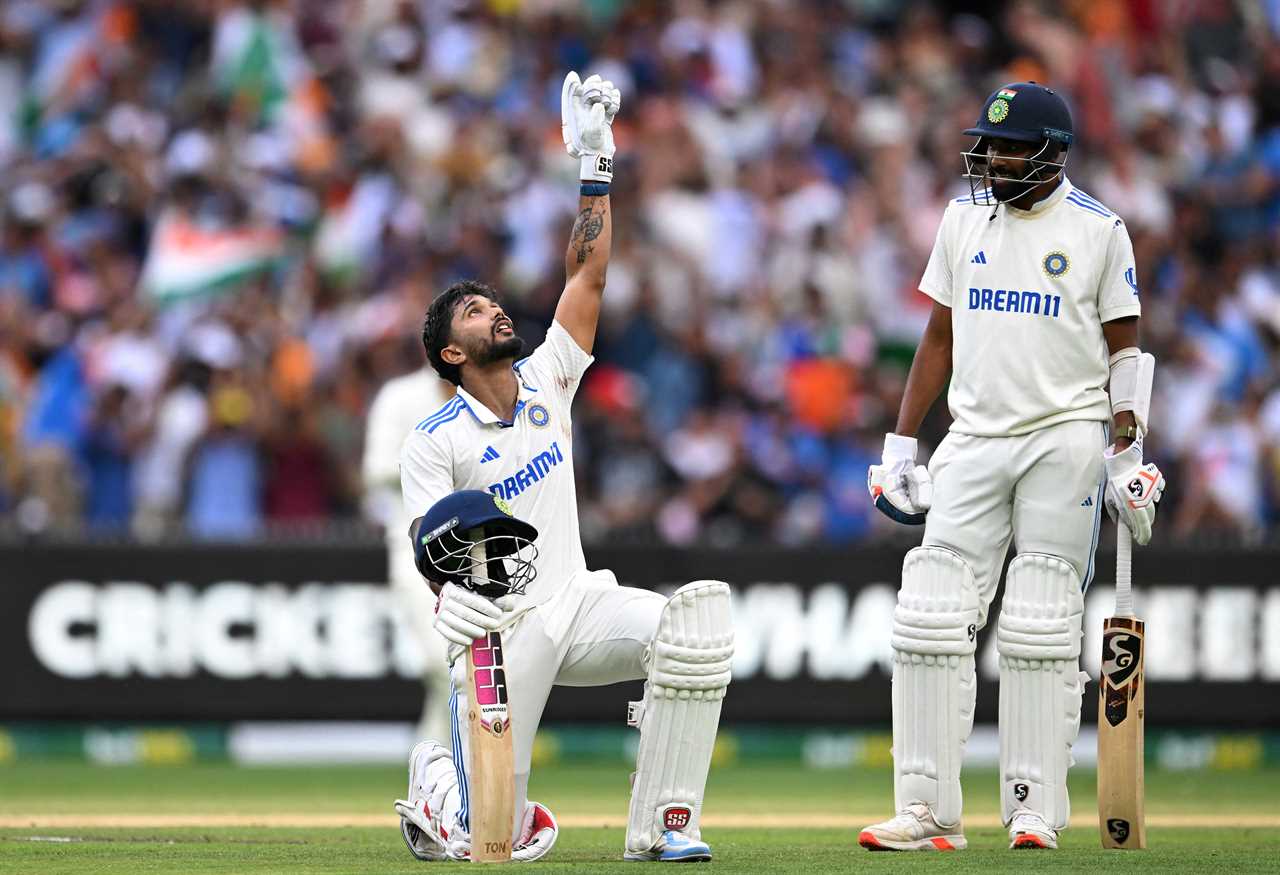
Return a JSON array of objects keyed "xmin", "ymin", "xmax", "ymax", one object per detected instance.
[
  {"xmin": 1009, "ymin": 811, "xmax": 1058, "ymax": 849},
  {"xmin": 858, "ymin": 802, "xmax": 967, "ymax": 851}
]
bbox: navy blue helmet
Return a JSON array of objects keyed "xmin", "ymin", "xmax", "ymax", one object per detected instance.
[
  {"xmin": 961, "ymin": 82, "xmax": 1073, "ymax": 205},
  {"xmin": 411, "ymin": 490, "xmax": 539, "ymax": 597}
]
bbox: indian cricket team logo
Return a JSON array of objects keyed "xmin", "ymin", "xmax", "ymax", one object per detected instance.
[
  {"xmin": 493, "ymin": 496, "xmax": 514, "ymax": 516},
  {"xmin": 1042, "ymin": 251, "xmax": 1070, "ymax": 277},
  {"xmin": 528, "ymin": 402, "xmax": 551, "ymax": 428},
  {"xmin": 987, "ymin": 98, "xmax": 1010, "ymax": 123}
]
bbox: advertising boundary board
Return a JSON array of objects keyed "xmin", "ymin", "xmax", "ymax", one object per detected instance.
[{"xmin": 2, "ymin": 541, "xmax": 1276, "ymax": 725}]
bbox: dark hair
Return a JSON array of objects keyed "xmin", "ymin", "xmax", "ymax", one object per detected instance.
[{"xmin": 422, "ymin": 280, "xmax": 500, "ymax": 386}]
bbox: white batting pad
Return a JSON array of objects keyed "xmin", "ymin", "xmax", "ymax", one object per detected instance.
[
  {"xmin": 891, "ymin": 546, "xmax": 979, "ymax": 827},
  {"xmin": 625, "ymin": 580, "xmax": 734, "ymax": 855},
  {"xmin": 998, "ymin": 553, "xmax": 1086, "ymax": 829}
]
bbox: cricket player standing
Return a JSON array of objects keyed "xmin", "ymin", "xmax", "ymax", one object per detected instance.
[
  {"xmin": 363, "ymin": 365, "xmax": 454, "ymax": 744},
  {"xmin": 391, "ymin": 72, "xmax": 734, "ymax": 863},
  {"xmin": 860, "ymin": 83, "xmax": 1166, "ymax": 851}
]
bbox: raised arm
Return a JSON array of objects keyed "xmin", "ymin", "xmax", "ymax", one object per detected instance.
[
  {"xmin": 557, "ymin": 191, "xmax": 612, "ymax": 353},
  {"xmin": 554, "ymin": 71, "xmax": 620, "ymax": 354}
]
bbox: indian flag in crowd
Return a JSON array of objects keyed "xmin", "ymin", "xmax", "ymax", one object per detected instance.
[
  {"xmin": 142, "ymin": 211, "xmax": 284, "ymax": 303},
  {"xmin": 211, "ymin": 5, "xmax": 309, "ymax": 123}
]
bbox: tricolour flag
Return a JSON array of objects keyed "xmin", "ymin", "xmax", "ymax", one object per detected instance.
[{"xmin": 142, "ymin": 211, "xmax": 284, "ymax": 303}]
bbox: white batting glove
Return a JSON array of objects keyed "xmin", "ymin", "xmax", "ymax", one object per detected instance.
[
  {"xmin": 561, "ymin": 71, "xmax": 620, "ymax": 182},
  {"xmin": 1103, "ymin": 443, "xmax": 1166, "ymax": 546},
  {"xmin": 867, "ymin": 433, "xmax": 933, "ymax": 526},
  {"xmin": 433, "ymin": 582, "xmax": 505, "ymax": 648}
]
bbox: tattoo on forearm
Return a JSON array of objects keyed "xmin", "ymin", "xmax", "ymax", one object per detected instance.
[{"xmin": 571, "ymin": 199, "xmax": 607, "ymax": 264}]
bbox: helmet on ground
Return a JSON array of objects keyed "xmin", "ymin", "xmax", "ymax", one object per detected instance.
[{"xmin": 411, "ymin": 490, "xmax": 539, "ymax": 597}]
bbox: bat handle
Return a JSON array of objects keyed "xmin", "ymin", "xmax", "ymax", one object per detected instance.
[{"xmin": 1115, "ymin": 522, "xmax": 1134, "ymax": 617}]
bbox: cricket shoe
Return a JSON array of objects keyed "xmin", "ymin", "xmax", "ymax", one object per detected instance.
[
  {"xmin": 1008, "ymin": 811, "xmax": 1058, "ymax": 849},
  {"xmin": 624, "ymin": 830, "xmax": 713, "ymax": 862},
  {"xmin": 858, "ymin": 802, "xmax": 967, "ymax": 851}
]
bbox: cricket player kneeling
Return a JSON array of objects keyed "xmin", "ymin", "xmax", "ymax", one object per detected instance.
[
  {"xmin": 395, "ymin": 71, "xmax": 732, "ymax": 863},
  {"xmin": 394, "ymin": 490, "xmax": 557, "ymax": 863},
  {"xmin": 393, "ymin": 490, "xmax": 733, "ymax": 863}
]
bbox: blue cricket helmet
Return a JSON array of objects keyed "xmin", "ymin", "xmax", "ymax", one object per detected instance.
[
  {"xmin": 410, "ymin": 490, "xmax": 539, "ymax": 597},
  {"xmin": 960, "ymin": 82, "xmax": 1074, "ymax": 206},
  {"xmin": 963, "ymin": 81, "xmax": 1074, "ymax": 146}
]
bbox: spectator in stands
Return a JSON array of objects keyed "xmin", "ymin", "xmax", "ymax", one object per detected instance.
[{"xmin": 1, "ymin": 1, "xmax": 1279, "ymax": 545}]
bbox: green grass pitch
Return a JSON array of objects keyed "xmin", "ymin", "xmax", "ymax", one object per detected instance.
[{"xmin": 2, "ymin": 762, "xmax": 1278, "ymax": 872}]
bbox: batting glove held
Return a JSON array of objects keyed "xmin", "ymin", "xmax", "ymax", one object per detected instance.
[
  {"xmin": 867, "ymin": 433, "xmax": 933, "ymax": 526},
  {"xmin": 433, "ymin": 582, "xmax": 506, "ymax": 648},
  {"xmin": 561, "ymin": 71, "xmax": 620, "ymax": 182},
  {"xmin": 1103, "ymin": 442, "xmax": 1165, "ymax": 546}
]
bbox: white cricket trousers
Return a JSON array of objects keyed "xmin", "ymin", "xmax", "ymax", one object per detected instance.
[
  {"xmin": 923, "ymin": 419, "xmax": 1108, "ymax": 625},
  {"xmin": 448, "ymin": 568, "xmax": 666, "ymax": 838}
]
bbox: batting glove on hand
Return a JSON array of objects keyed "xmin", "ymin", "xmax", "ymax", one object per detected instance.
[
  {"xmin": 433, "ymin": 582, "xmax": 506, "ymax": 647},
  {"xmin": 561, "ymin": 71, "xmax": 620, "ymax": 182},
  {"xmin": 867, "ymin": 433, "xmax": 933, "ymax": 526},
  {"xmin": 1102, "ymin": 442, "xmax": 1165, "ymax": 546}
]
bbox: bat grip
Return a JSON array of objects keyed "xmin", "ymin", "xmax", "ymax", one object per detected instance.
[{"xmin": 1115, "ymin": 522, "xmax": 1134, "ymax": 617}]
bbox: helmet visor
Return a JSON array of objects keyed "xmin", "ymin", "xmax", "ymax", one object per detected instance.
[
  {"xmin": 960, "ymin": 138, "xmax": 1066, "ymax": 206},
  {"xmin": 427, "ymin": 526, "xmax": 539, "ymax": 597}
]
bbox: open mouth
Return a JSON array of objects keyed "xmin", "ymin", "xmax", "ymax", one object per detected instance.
[{"xmin": 494, "ymin": 318, "xmax": 513, "ymax": 336}]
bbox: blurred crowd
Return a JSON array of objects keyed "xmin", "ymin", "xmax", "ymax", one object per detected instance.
[{"xmin": 3, "ymin": 0, "xmax": 1280, "ymax": 545}]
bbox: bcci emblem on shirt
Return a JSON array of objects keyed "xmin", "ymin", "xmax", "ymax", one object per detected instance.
[
  {"xmin": 528, "ymin": 402, "xmax": 550, "ymax": 428},
  {"xmin": 1042, "ymin": 251, "xmax": 1070, "ymax": 277}
]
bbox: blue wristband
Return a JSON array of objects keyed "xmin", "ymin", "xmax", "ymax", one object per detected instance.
[{"xmin": 580, "ymin": 182, "xmax": 610, "ymax": 197}]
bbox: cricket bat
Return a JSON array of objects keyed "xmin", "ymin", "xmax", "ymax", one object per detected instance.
[
  {"xmin": 465, "ymin": 536, "xmax": 515, "ymax": 863},
  {"xmin": 1097, "ymin": 522, "xmax": 1146, "ymax": 849}
]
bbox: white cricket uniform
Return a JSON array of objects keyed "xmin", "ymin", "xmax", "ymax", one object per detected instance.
[
  {"xmin": 918, "ymin": 177, "xmax": 1141, "ymax": 619},
  {"xmin": 363, "ymin": 367, "xmax": 454, "ymax": 743},
  {"xmin": 892, "ymin": 177, "xmax": 1143, "ymax": 833},
  {"xmin": 399, "ymin": 320, "xmax": 665, "ymax": 839}
]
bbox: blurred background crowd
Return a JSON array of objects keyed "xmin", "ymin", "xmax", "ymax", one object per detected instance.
[{"xmin": 3, "ymin": 0, "xmax": 1280, "ymax": 545}]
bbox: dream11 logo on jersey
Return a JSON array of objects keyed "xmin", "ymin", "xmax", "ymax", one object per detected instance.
[{"xmin": 487, "ymin": 442, "xmax": 564, "ymax": 500}]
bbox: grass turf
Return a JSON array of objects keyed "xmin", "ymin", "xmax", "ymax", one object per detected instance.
[{"xmin": 2, "ymin": 762, "xmax": 1278, "ymax": 872}]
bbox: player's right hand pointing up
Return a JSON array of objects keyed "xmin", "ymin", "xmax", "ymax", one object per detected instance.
[{"xmin": 561, "ymin": 71, "xmax": 620, "ymax": 181}]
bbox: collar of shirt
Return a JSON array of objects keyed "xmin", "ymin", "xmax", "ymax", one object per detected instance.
[
  {"xmin": 1003, "ymin": 175, "xmax": 1072, "ymax": 218},
  {"xmin": 456, "ymin": 366, "xmax": 539, "ymax": 428}
]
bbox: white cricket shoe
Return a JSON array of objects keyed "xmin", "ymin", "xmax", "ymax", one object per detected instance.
[
  {"xmin": 624, "ymin": 830, "xmax": 713, "ymax": 862},
  {"xmin": 858, "ymin": 802, "xmax": 966, "ymax": 851},
  {"xmin": 1008, "ymin": 810, "xmax": 1058, "ymax": 849}
]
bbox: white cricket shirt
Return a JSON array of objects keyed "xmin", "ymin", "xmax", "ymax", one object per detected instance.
[
  {"xmin": 363, "ymin": 367, "xmax": 453, "ymax": 583},
  {"xmin": 919, "ymin": 177, "xmax": 1142, "ymax": 437},
  {"xmin": 399, "ymin": 320, "xmax": 592, "ymax": 607}
]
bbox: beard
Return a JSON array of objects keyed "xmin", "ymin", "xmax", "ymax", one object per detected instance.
[
  {"xmin": 991, "ymin": 175, "xmax": 1038, "ymax": 203},
  {"xmin": 468, "ymin": 332, "xmax": 524, "ymax": 367}
]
